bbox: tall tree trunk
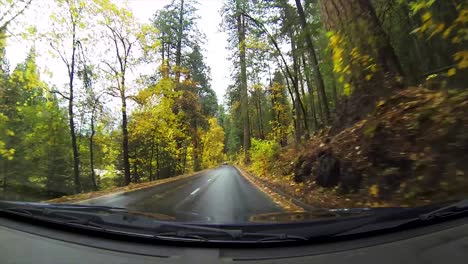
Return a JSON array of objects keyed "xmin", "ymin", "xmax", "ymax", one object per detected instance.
[
  {"xmin": 330, "ymin": 69, "xmax": 338, "ymax": 107},
  {"xmin": 69, "ymin": 23, "xmax": 81, "ymax": 194},
  {"xmin": 297, "ymin": 44, "xmax": 311, "ymax": 135},
  {"xmin": 174, "ymin": 0, "xmax": 188, "ymax": 172},
  {"xmin": 175, "ymin": 0, "xmax": 184, "ymax": 84},
  {"xmin": 193, "ymin": 135, "xmax": 200, "ymax": 171},
  {"xmin": 319, "ymin": 0, "xmax": 404, "ymax": 129},
  {"xmin": 156, "ymin": 143, "xmax": 160, "ymax": 180},
  {"xmin": 294, "ymin": 0, "xmax": 330, "ymax": 124},
  {"xmin": 132, "ymin": 148, "xmax": 139, "ymax": 183},
  {"xmin": 298, "ymin": 60, "xmax": 312, "ymax": 131},
  {"xmin": 149, "ymin": 138, "xmax": 155, "ymax": 181},
  {"xmin": 236, "ymin": 0, "xmax": 250, "ymax": 162},
  {"xmin": 319, "ymin": 0, "xmax": 403, "ymax": 92},
  {"xmin": 160, "ymin": 34, "xmax": 168, "ymax": 78},
  {"xmin": 182, "ymin": 145, "xmax": 187, "ymax": 174},
  {"xmin": 302, "ymin": 54, "xmax": 319, "ymax": 130},
  {"xmin": 120, "ymin": 79, "xmax": 131, "ymax": 186},
  {"xmin": 161, "ymin": 38, "xmax": 165, "ymax": 62},
  {"xmin": 257, "ymin": 93, "xmax": 265, "ymax": 139},
  {"xmin": 89, "ymin": 109, "xmax": 97, "ymax": 191},
  {"xmin": 289, "ymin": 28, "xmax": 309, "ymax": 140},
  {"xmin": 0, "ymin": 28, "xmax": 8, "ymax": 75}
]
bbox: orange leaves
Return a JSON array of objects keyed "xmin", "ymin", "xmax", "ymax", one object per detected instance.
[
  {"xmin": 369, "ymin": 185, "xmax": 379, "ymax": 197},
  {"xmin": 453, "ymin": 51, "xmax": 468, "ymax": 70}
]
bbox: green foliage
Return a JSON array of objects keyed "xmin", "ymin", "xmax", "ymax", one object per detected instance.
[
  {"xmin": 0, "ymin": 113, "xmax": 14, "ymax": 160},
  {"xmin": 201, "ymin": 118, "xmax": 226, "ymax": 168},
  {"xmin": 409, "ymin": 0, "xmax": 467, "ymax": 76},
  {"xmin": 1, "ymin": 51, "xmax": 74, "ymax": 200},
  {"xmin": 1, "ymin": 0, "xmax": 465, "ymax": 208},
  {"xmin": 249, "ymin": 138, "xmax": 280, "ymax": 177},
  {"xmin": 326, "ymin": 31, "xmax": 378, "ymax": 96}
]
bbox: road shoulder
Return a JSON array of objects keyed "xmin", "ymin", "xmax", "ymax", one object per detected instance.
[{"xmin": 235, "ymin": 166, "xmax": 305, "ymax": 212}]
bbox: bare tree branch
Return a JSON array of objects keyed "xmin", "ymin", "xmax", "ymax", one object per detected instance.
[
  {"xmin": 240, "ymin": 11, "xmax": 297, "ymax": 86},
  {"xmin": 0, "ymin": 0, "xmax": 32, "ymax": 31},
  {"xmin": 50, "ymin": 89, "xmax": 70, "ymax": 100},
  {"xmin": 49, "ymin": 41, "xmax": 71, "ymax": 74}
]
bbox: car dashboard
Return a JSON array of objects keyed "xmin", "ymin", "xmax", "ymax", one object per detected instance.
[{"xmin": 0, "ymin": 215, "xmax": 467, "ymax": 264}]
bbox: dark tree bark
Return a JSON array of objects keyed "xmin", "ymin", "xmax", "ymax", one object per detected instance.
[
  {"xmin": 175, "ymin": 0, "xmax": 184, "ymax": 84},
  {"xmin": 319, "ymin": 0, "xmax": 403, "ymax": 91},
  {"xmin": 132, "ymin": 148, "xmax": 139, "ymax": 183},
  {"xmin": 319, "ymin": 0, "xmax": 404, "ymax": 130},
  {"xmin": 149, "ymin": 138, "xmax": 155, "ymax": 181},
  {"xmin": 156, "ymin": 143, "xmax": 160, "ymax": 180},
  {"xmin": 104, "ymin": 24, "xmax": 133, "ymax": 186},
  {"xmin": 294, "ymin": 0, "xmax": 330, "ymax": 123},
  {"xmin": 67, "ymin": 11, "xmax": 81, "ymax": 194},
  {"xmin": 289, "ymin": 29, "xmax": 308, "ymax": 140},
  {"xmin": 236, "ymin": 0, "xmax": 251, "ymax": 162},
  {"xmin": 89, "ymin": 104, "xmax": 97, "ymax": 191},
  {"xmin": 120, "ymin": 81, "xmax": 131, "ymax": 185},
  {"xmin": 301, "ymin": 54, "xmax": 319, "ymax": 130}
]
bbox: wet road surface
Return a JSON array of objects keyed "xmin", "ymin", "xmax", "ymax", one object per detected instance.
[{"xmin": 80, "ymin": 166, "xmax": 283, "ymax": 223}]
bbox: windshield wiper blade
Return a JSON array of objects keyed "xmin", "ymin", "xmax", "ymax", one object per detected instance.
[
  {"xmin": 248, "ymin": 232, "xmax": 308, "ymax": 242},
  {"xmin": 419, "ymin": 199, "xmax": 468, "ymax": 220},
  {"xmin": 1, "ymin": 206, "xmax": 108, "ymax": 229},
  {"xmin": 332, "ymin": 199, "xmax": 468, "ymax": 237},
  {"xmin": 1, "ymin": 203, "xmax": 309, "ymax": 243},
  {"xmin": 152, "ymin": 229, "xmax": 308, "ymax": 243}
]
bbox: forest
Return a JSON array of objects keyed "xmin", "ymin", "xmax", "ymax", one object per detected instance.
[{"xmin": 0, "ymin": 0, "xmax": 467, "ymax": 205}]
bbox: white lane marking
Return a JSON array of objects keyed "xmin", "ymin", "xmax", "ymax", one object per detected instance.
[{"xmin": 190, "ymin": 188, "xmax": 201, "ymax": 195}]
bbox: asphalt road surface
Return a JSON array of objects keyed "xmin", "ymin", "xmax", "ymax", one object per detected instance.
[{"xmin": 81, "ymin": 166, "xmax": 283, "ymax": 223}]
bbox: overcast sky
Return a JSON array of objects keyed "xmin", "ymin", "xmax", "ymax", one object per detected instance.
[{"xmin": 6, "ymin": 0, "xmax": 230, "ymax": 100}]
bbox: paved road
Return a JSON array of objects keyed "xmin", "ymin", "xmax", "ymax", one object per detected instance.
[{"xmin": 81, "ymin": 166, "xmax": 283, "ymax": 223}]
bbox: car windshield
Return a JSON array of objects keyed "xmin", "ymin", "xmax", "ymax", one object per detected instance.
[{"xmin": 0, "ymin": 0, "xmax": 466, "ymax": 227}]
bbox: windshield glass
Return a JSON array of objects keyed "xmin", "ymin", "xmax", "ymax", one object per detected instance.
[{"xmin": 0, "ymin": 0, "xmax": 466, "ymax": 226}]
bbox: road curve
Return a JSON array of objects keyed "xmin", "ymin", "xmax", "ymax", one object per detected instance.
[{"xmin": 81, "ymin": 166, "xmax": 283, "ymax": 223}]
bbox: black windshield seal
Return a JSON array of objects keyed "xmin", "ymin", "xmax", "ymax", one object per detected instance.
[{"xmin": 0, "ymin": 200, "xmax": 467, "ymax": 246}]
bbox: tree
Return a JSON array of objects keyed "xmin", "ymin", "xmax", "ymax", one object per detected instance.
[
  {"xmin": 174, "ymin": 0, "xmax": 185, "ymax": 84},
  {"xmin": 294, "ymin": 0, "xmax": 330, "ymax": 123},
  {"xmin": 129, "ymin": 77, "xmax": 185, "ymax": 180},
  {"xmin": 0, "ymin": 0, "xmax": 33, "ymax": 74},
  {"xmin": 201, "ymin": 118, "xmax": 225, "ymax": 168},
  {"xmin": 152, "ymin": 0, "xmax": 201, "ymax": 81},
  {"xmin": 1, "ymin": 49, "xmax": 73, "ymax": 199},
  {"xmin": 96, "ymin": 0, "xmax": 154, "ymax": 185},
  {"xmin": 151, "ymin": 0, "xmax": 209, "ymax": 174},
  {"xmin": 48, "ymin": 0, "xmax": 91, "ymax": 193},
  {"xmin": 77, "ymin": 61, "xmax": 101, "ymax": 191},
  {"xmin": 184, "ymin": 44, "xmax": 218, "ymax": 117},
  {"xmin": 320, "ymin": 0, "xmax": 403, "ymax": 94},
  {"xmin": 235, "ymin": 0, "xmax": 251, "ymax": 162},
  {"xmin": 230, "ymin": 0, "xmax": 312, "ymax": 142},
  {"xmin": 0, "ymin": 0, "xmax": 32, "ymax": 32},
  {"xmin": 269, "ymin": 71, "xmax": 292, "ymax": 146},
  {"xmin": 283, "ymin": 4, "xmax": 309, "ymax": 139}
]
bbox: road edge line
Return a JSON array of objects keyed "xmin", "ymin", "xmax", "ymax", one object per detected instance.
[
  {"xmin": 71, "ymin": 192, "xmax": 126, "ymax": 205},
  {"xmin": 234, "ymin": 166, "xmax": 305, "ymax": 212}
]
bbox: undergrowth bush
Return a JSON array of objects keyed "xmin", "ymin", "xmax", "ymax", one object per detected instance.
[{"xmin": 250, "ymin": 138, "xmax": 280, "ymax": 177}]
